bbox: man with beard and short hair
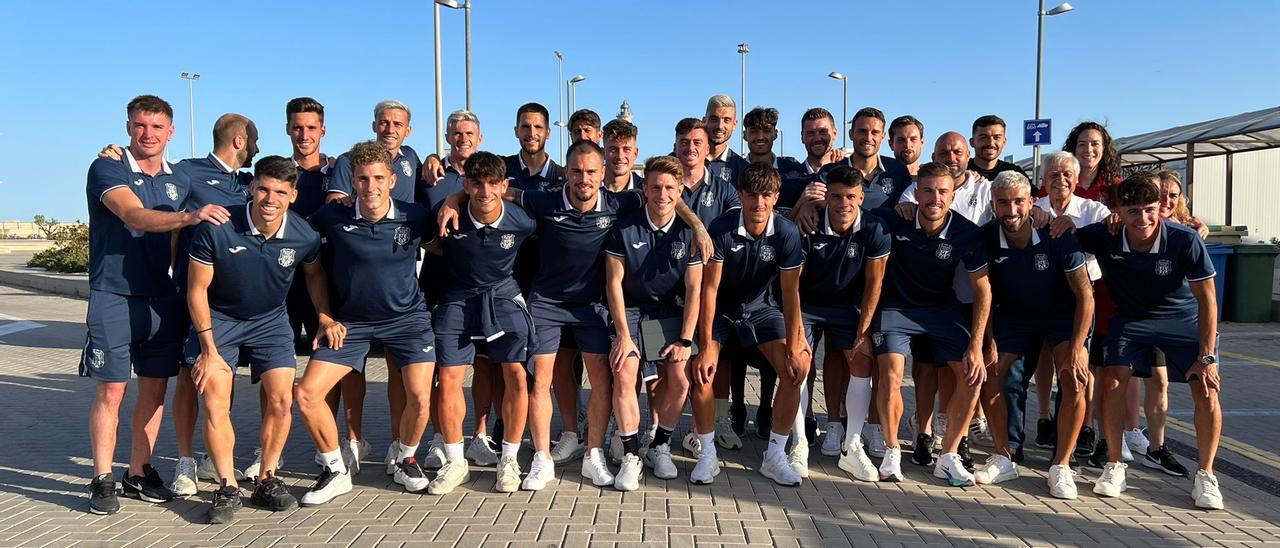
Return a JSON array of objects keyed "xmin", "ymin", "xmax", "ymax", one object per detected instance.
[
  {"xmin": 284, "ymin": 98, "xmax": 330, "ymax": 356},
  {"xmin": 890, "ymin": 115, "xmax": 925, "ymax": 178},
  {"xmin": 704, "ymin": 95, "xmax": 751, "ymax": 188},
  {"xmin": 507, "ymin": 102, "xmax": 567, "ymax": 192},
  {"xmin": 820, "ymin": 107, "xmax": 913, "ymax": 209},
  {"xmin": 602, "ymin": 119, "xmax": 645, "ymax": 192},
  {"xmin": 742, "ymin": 107, "xmax": 805, "ymax": 210},
  {"xmin": 569, "ymin": 109, "xmax": 604, "ymax": 145},
  {"xmin": 968, "ymin": 115, "xmax": 1029, "ymax": 187},
  {"xmin": 326, "ymin": 100, "xmax": 421, "ymax": 204}
]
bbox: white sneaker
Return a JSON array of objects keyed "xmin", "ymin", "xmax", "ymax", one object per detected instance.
[
  {"xmin": 969, "ymin": 417, "xmax": 992, "ymax": 447},
  {"xmin": 170, "ymin": 456, "xmax": 198, "ymax": 496},
  {"xmin": 821, "ymin": 423, "xmax": 844, "ymax": 457},
  {"xmin": 1124, "ymin": 428, "xmax": 1150, "ymax": 457},
  {"xmin": 715, "ymin": 415, "xmax": 743, "ymax": 449},
  {"xmin": 393, "ymin": 458, "xmax": 430, "ymax": 493},
  {"xmin": 973, "ymin": 454, "xmax": 1018, "ymax": 485},
  {"xmin": 341, "ymin": 438, "xmax": 370, "ymax": 474},
  {"xmin": 934, "ymin": 452, "xmax": 975, "ymax": 487},
  {"xmin": 580, "ymin": 448, "xmax": 614, "ymax": 487},
  {"xmin": 1048, "ymin": 464, "xmax": 1078, "ymax": 499},
  {"xmin": 645, "ymin": 443, "xmax": 678, "ymax": 480},
  {"xmin": 681, "ymin": 431, "xmax": 703, "ymax": 459},
  {"xmin": 466, "ymin": 435, "xmax": 499, "ymax": 466},
  {"xmin": 299, "ymin": 467, "xmax": 352, "ymax": 506},
  {"xmin": 521, "ymin": 452, "xmax": 555, "ymax": 491},
  {"xmin": 197, "ymin": 453, "xmax": 245, "ymax": 482},
  {"xmin": 1193, "ymin": 470, "xmax": 1225, "ymax": 510},
  {"xmin": 494, "ymin": 455, "xmax": 522, "ymax": 493},
  {"xmin": 689, "ymin": 453, "xmax": 720, "ymax": 485},
  {"xmin": 243, "ymin": 447, "xmax": 284, "ymax": 481},
  {"xmin": 878, "ymin": 448, "xmax": 904, "ymax": 482},
  {"xmin": 788, "ymin": 443, "xmax": 810, "ymax": 479},
  {"xmin": 615, "ymin": 454, "xmax": 644, "ymax": 491},
  {"xmin": 384, "ymin": 440, "xmax": 399, "ymax": 476},
  {"xmin": 608, "ymin": 429, "xmax": 625, "ymax": 465},
  {"xmin": 1093, "ymin": 462, "xmax": 1128, "ymax": 498},
  {"xmin": 864, "ymin": 424, "xmax": 886, "ymax": 458},
  {"xmin": 838, "ymin": 442, "xmax": 879, "ymax": 482},
  {"xmin": 551, "ymin": 431, "xmax": 586, "ymax": 464},
  {"xmin": 761, "ymin": 450, "xmax": 802, "ymax": 487},
  {"xmin": 424, "ymin": 434, "xmax": 447, "ymax": 470},
  {"xmin": 1120, "ymin": 438, "xmax": 1134, "ymax": 463},
  {"xmin": 428, "ymin": 459, "xmax": 470, "ymax": 495}
]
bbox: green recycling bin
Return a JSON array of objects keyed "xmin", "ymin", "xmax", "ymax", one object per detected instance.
[{"xmin": 1225, "ymin": 244, "xmax": 1280, "ymax": 322}]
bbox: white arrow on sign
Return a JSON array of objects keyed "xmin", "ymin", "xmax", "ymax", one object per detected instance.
[{"xmin": 1033, "ymin": 131, "xmax": 1043, "ymax": 141}]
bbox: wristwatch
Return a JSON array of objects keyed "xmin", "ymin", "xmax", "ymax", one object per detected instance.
[
  {"xmin": 674, "ymin": 338, "xmax": 693, "ymax": 348},
  {"xmin": 1200, "ymin": 355, "xmax": 1217, "ymax": 366}
]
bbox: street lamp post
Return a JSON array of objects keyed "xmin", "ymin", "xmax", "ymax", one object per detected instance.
[
  {"xmin": 433, "ymin": 1, "xmax": 445, "ymax": 156},
  {"xmin": 555, "ymin": 51, "xmax": 564, "ymax": 163},
  {"xmin": 436, "ymin": 0, "xmax": 471, "ymax": 110},
  {"xmin": 828, "ymin": 72, "xmax": 848, "ymax": 150},
  {"xmin": 568, "ymin": 75, "xmax": 585, "ymax": 117},
  {"xmin": 738, "ymin": 43, "xmax": 749, "ymax": 154},
  {"xmin": 777, "ymin": 128, "xmax": 784, "ymax": 157},
  {"xmin": 1033, "ymin": 1, "xmax": 1074, "ymax": 183},
  {"xmin": 180, "ymin": 72, "xmax": 200, "ymax": 158}
]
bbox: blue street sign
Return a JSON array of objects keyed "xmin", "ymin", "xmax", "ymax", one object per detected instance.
[{"xmin": 1024, "ymin": 119, "xmax": 1052, "ymax": 146}]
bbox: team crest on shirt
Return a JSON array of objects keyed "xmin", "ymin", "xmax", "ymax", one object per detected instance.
[
  {"xmin": 936, "ymin": 243, "xmax": 953, "ymax": 260},
  {"xmin": 759, "ymin": 244, "xmax": 776, "ymax": 263},
  {"xmin": 394, "ymin": 226, "xmax": 410, "ymax": 246},
  {"xmin": 595, "ymin": 216, "xmax": 612, "ymax": 229},
  {"xmin": 400, "ymin": 160, "xmax": 412, "ymax": 177},
  {"xmin": 969, "ymin": 194, "xmax": 979, "ymax": 208},
  {"xmin": 500, "ymin": 233, "xmax": 516, "ymax": 250},
  {"xmin": 701, "ymin": 191, "xmax": 715, "ymax": 208},
  {"xmin": 1034, "ymin": 253, "xmax": 1050, "ymax": 271},
  {"xmin": 718, "ymin": 168, "xmax": 731, "ymax": 182},
  {"xmin": 671, "ymin": 241, "xmax": 686, "ymax": 260},
  {"xmin": 88, "ymin": 348, "xmax": 105, "ymax": 369},
  {"xmin": 846, "ymin": 242, "xmax": 859, "ymax": 259},
  {"xmin": 880, "ymin": 177, "xmax": 894, "ymax": 194},
  {"xmin": 1155, "ymin": 259, "xmax": 1173, "ymax": 276},
  {"xmin": 872, "ymin": 332, "xmax": 884, "ymax": 347},
  {"xmin": 278, "ymin": 248, "xmax": 296, "ymax": 267},
  {"xmin": 165, "ymin": 182, "xmax": 179, "ymax": 201}
]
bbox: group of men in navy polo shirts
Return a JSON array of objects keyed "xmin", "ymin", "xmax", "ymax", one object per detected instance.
[{"xmin": 81, "ymin": 92, "xmax": 1227, "ymax": 524}]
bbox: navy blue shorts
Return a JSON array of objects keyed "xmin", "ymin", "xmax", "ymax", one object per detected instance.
[
  {"xmin": 1104, "ymin": 315, "xmax": 1215, "ymax": 383},
  {"xmin": 183, "ymin": 309, "xmax": 296, "ymax": 383},
  {"xmin": 993, "ymin": 314, "xmax": 1084, "ymax": 358},
  {"xmin": 80, "ymin": 290, "xmax": 184, "ymax": 382},
  {"xmin": 802, "ymin": 304, "xmax": 861, "ymax": 351},
  {"xmin": 873, "ymin": 305, "xmax": 971, "ymax": 364},
  {"xmin": 311, "ymin": 310, "xmax": 436, "ymax": 372},
  {"xmin": 712, "ymin": 304, "xmax": 787, "ymax": 349},
  {"xmin": 434, "ymin": 296, "xmax": 531, "ymax": 367},
  {"xmin": 528, "ymin": 296, "xmax": 610, "ymax": 356}
]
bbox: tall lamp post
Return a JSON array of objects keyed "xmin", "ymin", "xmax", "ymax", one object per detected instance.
[
  {"xmin": 180, "ymin": 72, "xmax": 200, "ymax": 158},
  {"xmin": 1033, "ymin": 1, "xmax": 1074, "ymax": 183},
  {"xmin": 555, "ymin": 51, "xmax": 565, "ymax": 162},
  {"xmin": 828, "ymin": 72, "xmax": 848, "ymax": 150},
  {"xmin": 568, "ymin": 75, "xmax": 585, "ymax": 116},
  {"xmin": 436, "ymin": 0, "xmax": 471, "ymax": 110},
  {"xmin": 737, "ymin": 43, "xmax": 749, "ymax": 153},
  {"xmin": 433, "ymin": 1, "xmax": 445, "ymax": 156}
]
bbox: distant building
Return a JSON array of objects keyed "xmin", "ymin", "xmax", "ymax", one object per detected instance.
[{"xmin": 618, "ymin": 100, "xmax": 632, "ymax": 123}]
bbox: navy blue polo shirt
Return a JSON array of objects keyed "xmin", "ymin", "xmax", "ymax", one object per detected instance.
[
  {"xmin": 707, "ymin": 147, "xmax": 750, "ymax": 189},
  {"xmin": 86, "ymin": 149, "xmax": 188, "ymax": 296},
  {"xmin": 611, "ymin": 171, "xmax": 645, "ymax": 192},
  {"xmin": 309, "ymin": 199, "xmax": 433, "ymax": 322},
  {"xmin": 683, "ymin": 169, "xmax": 741, "ymax": 226},
  {"xmin": 189, "ymin": 204, "xmax": 321, "ymax": 321},
  {"xmin": 172, "ymin": 154, "xmax": 255, "ymax": 288},
  {"xmin": 799, "ymin": 209, "xmax": 892, "ymax": 308},
  {"xmin": 820, "ymin": 155, "xmax": 912, "ymax": 209},
  {"xmin": 440, "ymin": 201, "xmax": 537, "ymax": 292},
  {"xmin": 326, "ymin": 145, "xmax": 422, "ymax": 204},
  {"xmin": 291, "ymin": 158, "xmax": 330, "ymax": 218},
  {"xmin": 520, "ymin": 188, "xmax": 643, "ymax": 304},
  {"xmin": 776, "ymin": 156, "xmax": 821, "ymax": 211},
  {"xmin": 872, "ymin": 208, "xmax": 987, "ymax": 309},
  {"xmin": 418, "ymin": 158, "xmax": 465, "ymax": 210},
  {"xmin": 605, "ymin": 208, "xmax": 703, "ymax": 306},
  {"xmin": 505, "ymin": 154, "xmax": 567, "ymax": 192},
  {"xmin": 709, "ymin": 209, "xmax": 805, "ymax": 315},
  {"xmin": 984, "ymin": 224, "xmax": 1085, "ymax": 319},
  {"xmin": 1076, "ymin": 221, "xmax": 1215, "ymax": 320}
]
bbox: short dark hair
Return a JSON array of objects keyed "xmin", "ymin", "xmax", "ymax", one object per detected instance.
[
  {"xmin": 743, "ymin": 107, "xmax": 780, "ymax": 132},
  {"xmin": 889, "ymin": 115, "xmax": 924, "ymax": 140},
  {"xmin": 971, "ymin": 115, "xmax": 1006, "ymax": 134},
  {"xmin": 738, "ymin": 163, "xmax": 781, "ymax": 194},
  {"xmin": 286, "ymin": 97, "xmax": 325, "ymax": 123},
  {"xmin": 1114, "ymin": 171, "xmax": 1163, "ymax": 207},
  {"xmin": 566, "ymin": 139, "xmax": 604, "ymax": 163},
  {"xmin": 852, "ymin": 107, "xmax": 885, "ymax": 127},
  {"xmin": 802, "ymin": 107, "xmax": 835, "ymax": 127},
  {"xmin": 127, "ymin": 95, "xmax": 174, "ymax": 120},
  {"xmin": 675, "ymin": 117, "xmax": 707, "ymax": 137},
  {"xmin": 515, "ymin": 102, "xmax": 551, "ymax": 125},
  {"xmin": 254, "ymin": 155, "xmax": 298, "ymax": 186},
  {"xmin": 348, "ymin": 140, "xmax": 393, "ymax": 170},
  {"xmin": 464, "ymin": 151, "xmax": 506, "ymax": 183},
  {"xmin": 569, "ymin": 109, "xmax": 601, "ymax": 131},
  {"xmin": 602, "ymin": 119, "xmax": 638, "ymax": 143},
  {"xmin": 825, "ymin": 165, "xmax": 865, "ymax": 188},
  {"xmin": 917, "ymin": 162, "xmax": 953, "ymax": 181}
]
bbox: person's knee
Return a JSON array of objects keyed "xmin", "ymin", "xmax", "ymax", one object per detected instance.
[
  {"xmin": 506, "ymin": 366, "xmax": 530, "ymax": 392},
  {"xmin": 294, "ymin": 382, "xmax": 328, "ymax": 412},
  {"xmin": 666, "ymin": 367, "xmax": 691, "ymax": 395}
]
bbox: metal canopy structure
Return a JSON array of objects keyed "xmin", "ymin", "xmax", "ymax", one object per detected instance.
[{"xmin": 1116, "ymin": 105, "xmax": 1280, "ymax": 167}]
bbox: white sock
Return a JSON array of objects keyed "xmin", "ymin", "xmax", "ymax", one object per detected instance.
[
  {"xmin": 845, "ymin": 376, "xmax": 872, "ymax": 448},
  {"xmin": 793, "ymin": 382, "xmax": 810, "ymax": 446},
  {"xmin": 321, "ymin": 449, "xmax": 347, "ymax": 474},
  {"xmin": 501, "ymin": 441, "xmax": 520, "ymax": 459},
  {"xmin": 399, "ymin": 443, "xmax": 419, "ymax": 461},
  {"xmin": 444, "ymin": 441, "xmax": 464, "ymax": 463},
  {"xmin": 767, "ymin": 432, "xmax": 789, "ymax": 458},
  {"xmin": 698, "ymin": 431, "xmax": 716, "ymax": 458}
]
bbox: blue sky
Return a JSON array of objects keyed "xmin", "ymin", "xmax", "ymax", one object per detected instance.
[{"xmin": 2, "ymin": 0, "xmax": 1277, "ymax": 221}]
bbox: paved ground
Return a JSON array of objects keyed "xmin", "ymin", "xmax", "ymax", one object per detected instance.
[{"xmin": 2, "ymin": 283, "xmax": 1280, "ymax": 547}]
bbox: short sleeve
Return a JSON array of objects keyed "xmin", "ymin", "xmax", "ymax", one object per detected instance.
[
  {"xmin": 605, "ymin": 226, "xmax": 625, "ymax": 257},
  {"xmin": 87, "ymin": 159, "xmax": 130, "ymax": 202},
  {"xmin": 686, "ymin": 230, "xmax": 704, "ymax": 265},
  {"xmin": 778, "ymin": 227, "xmax": 805, "ymax": 271},
  {"xmin": 1055, "ymin": 231, "xmax": 1086, "ymax": 273},
  {"xmin": 865, "ymin": 217, "xmax": 892, "ymax": 259},
  {"xmin": 519, "ymin": 190, "xmax": 552, "ymax": 218},
  {"xmin": 1183, "ymin": 232, "xmax": 1215, "ymax": 282},
  {"xmin": 723, "ymin": 184, "xmax": 741, "ymax": 210},
  {"xmin": 308, "ymin": 207, "xmax": 329, "ymax": 237},
  {"xmin": 616, "ymin": 191, "xmax": 643, "ymax": 215},
  {"xmin": 419, "ymin": 210, "xmax": 439, "ymax": 247},
  {"xmin": 1074, "ymin": 222, "xmax": 1109, "ymax": 255},
  {"xmin": 188, "ymin": 223, "xmax": 217, "ymax": 265},
  {"xmin": 711, "ymin": 232, "xmax": 727, "ymax": 263},
  {"xmin": 961, "ymin": 231, "xmax": 988, "ymax": 273},
  {"xmin": 899, "ymin": 182, "xmax": 918, "ymax": 204},
  {"xmin": 326, "ymin": 155, "xmax": 353, "ymax": 197},
  {"xmin": 302, "ymin": 232, "xmax": 322, "ymax": 264}
]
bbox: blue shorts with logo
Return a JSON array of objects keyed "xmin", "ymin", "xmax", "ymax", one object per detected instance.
[
  {"xmin": 529, "ymin": 295, "xmax": 611, "ymax": 356},
  {"xmin": 183, "ymin": 309, "xmax": 296, "ymax": 383},
  {"xmin": 80, "ymin": 289, "xmax": 185, "ymax": 382},
  {"xmin": 802, "ymin": 304, "xmax": 861, "ymax": 351},
  {"xmin": 311, "ymin": 310, "xmax": 436, "ymax": 372},
  {"xmin": 993, "ymin": 313, "xmax": 1086, "ymax": 359},
  {"xmin": 712, "ymin": 304, "xmax": 787, "ymax": 350},
  {"xmin": 873, "ymin": 304, "xmax": 971, "ymax": 364},
  {"xmin": 1104, "ymin": 315, "xmax": 1215, "ymax": 383},
  {"xmin": 434, "ymin": 295, "xmax": 532, "ymax": 367}
]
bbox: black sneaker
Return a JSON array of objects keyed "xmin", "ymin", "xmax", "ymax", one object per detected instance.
[
  {"xmin": 1143, "ymin": 445, "xmax": 1189, "ymax": 478},
  {"xmin": 1011, "ymin": 446, "xmax": 1025, "ymax": 464},
  {"xmin": 1074, "ymin": 427, "xmax": 1096, "ymax": 458},
  {"xmin": 911, "ymin": 433, "xmax": 934, "ymax": 466},
  {"xmin": 1088, "ymin": 439, "xmax": 1109, "ymax": 468},
  {"xmin": 957, "ymin": 437, "xmax": 975, "ymax": 471},
  {"xmin": 206, "ymin": 485, "xmax": 242, "ymax": 524},
  {"xmin": 805, "ymin": 416, "xmax": 819, "ymax": 448},
  {"xmin": 88, "ymin": 473, "xmax": 120, "ymax": 515},
  {"xmin": 755, "ymin": 406, "xmax": 773, "ymax": 440},
  {"xmin": 1035, "ymin": 418, "xmax": 1054, "ymax": 448},
  {"xmin": 730, "ymin": 402, "xmax": 747, "ymax": 437},
  {"xmin": 489, "ymin": 420, "xmax": 504, "ymax": 453},
  {"xmin": 251, "ymin": 475, "xmax": 298, "ymax": 511},
  {"xmin": 122, "ymin": 464, "xmax": 173, "ymax": 503}
]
